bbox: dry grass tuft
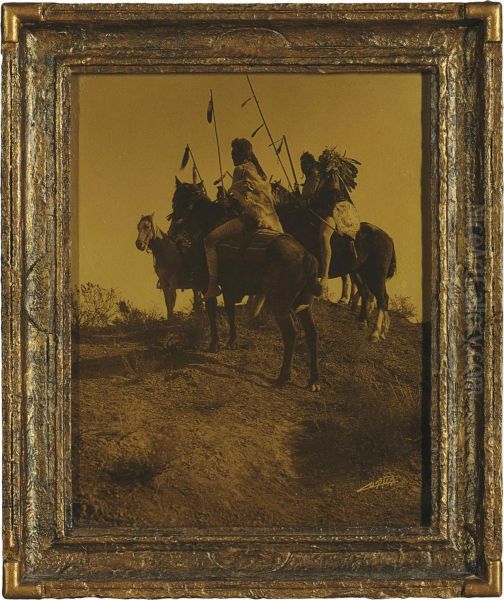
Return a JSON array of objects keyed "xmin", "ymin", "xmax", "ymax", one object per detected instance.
[
  {"xmin": 389, "ymin": 294, "xmax": 418, "ymax": 322},
  {"xmin": 121, "ymin": 351, "xmax": 159, "ymax": 383},
  {"xmin": 71, "ymin": 283, "xmax": 119, "ymax": 329},
  {"xmin": 182, "ymin": 311, "xmax": 208, "ymax": 350},
  {"xmin": 117, "ymin": 300, "xmax": 162, "ymax": 331}
]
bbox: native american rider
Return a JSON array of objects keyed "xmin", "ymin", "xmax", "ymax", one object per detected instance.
[
  {"xmin": 203, "ymin": 138, "xmax": 283, "ymax": 300},
  {"xmin": 300, "ymin": 149, "xmax": 360, "ymax": 297}
]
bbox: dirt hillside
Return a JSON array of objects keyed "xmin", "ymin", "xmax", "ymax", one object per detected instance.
[{"xmin": 72, "ymin": 300, "xmax": 429, "ymax": 529}]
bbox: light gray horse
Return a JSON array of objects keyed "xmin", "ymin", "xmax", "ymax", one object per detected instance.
[{"xmin": 136, "ymin": 214, "xmax": 201, "ymax": 318}]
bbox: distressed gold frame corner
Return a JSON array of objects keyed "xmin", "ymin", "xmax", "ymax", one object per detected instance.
[{"xmin": 1, "ymin": 3, "xmax": 502, "ymax": 597}]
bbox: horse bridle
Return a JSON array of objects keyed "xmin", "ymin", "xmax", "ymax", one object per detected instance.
[
  {"xmin": 139, "ymin": 215, "xmax": 157, "ymax": 253},
  {"xmin": 167, "ymin": 187, "xmax": 206, "ymax": 235}
]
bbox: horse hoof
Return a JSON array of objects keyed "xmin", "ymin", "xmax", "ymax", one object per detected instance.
[
  {"xmin": 370, "ymin": 332, "xmax": 380, "ymax": 343},
  {"xmin": 380, "ymin": 332, "xmax": 386, "ymax": 340},
  {"xmin": 358, "ymin": 321, "xmax": 368, "ymax": 330},
  {"xmin": 208, "ymin": 343, "xmax": 220, "ymax": 353},
  {"xmin": 338, "ymin": 298, "xmax": 350, "ymax": 305},
  {"xmin": 273, "ymin": 376, "xmax": 290, "ymax": 388},
  {"xmin": 308, "ymin": 381, "xmax": 321, "ymax": 392}
]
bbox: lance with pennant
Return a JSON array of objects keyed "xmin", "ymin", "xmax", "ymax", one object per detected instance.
[
  {"xmin": 180, "ymin": 144, "xmax": 206, "ymax": 193},
  {"xmin": 282, "ymin": 135, "xmax": 299, "ymax": 190},
  {"xmin": 245, "ymin": 75, "xmax": 293, "ymax": 191},
  {"xmin": 207, "ymin": 90, "xmax": 226, "ymax": 194},
  {"xmin": 180, "ymin": 144, "xmax": 204, "ymax": 182}
]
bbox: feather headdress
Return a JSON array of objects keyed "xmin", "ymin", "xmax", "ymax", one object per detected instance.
[{"xmin": 318, "ymin": 147, "xmax": 361, "ymax": 193}]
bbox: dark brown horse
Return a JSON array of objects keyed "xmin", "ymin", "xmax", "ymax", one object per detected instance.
[
  {"xmin": 168, "ymin": 179, "xmax": 322, "ymax": 391},
  {"xmin": 272, "ymin": 182, "xmax": 396, "ymax": 341}
]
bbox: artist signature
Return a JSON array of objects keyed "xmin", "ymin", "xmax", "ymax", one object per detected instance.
[{"xmin": 356, "ymin": 474, "xmax": 398, "ymax": 493}]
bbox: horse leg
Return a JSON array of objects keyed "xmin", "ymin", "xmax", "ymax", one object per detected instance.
[
  {"xmin": 368, "ymin": 273, "xmax": 387, "ymax": 342},
  {"xmin": 371, "ymin": 309, "xmax": 385, "ymax": 342},
  {"xmin": 382, "ymin": 289, "xmax": 391, "ymax": 337},
  {"xmin": 161, "ymin": 285, "xmax": 176, "ymax": 320},
  {"xmin": 338, "ymin": 274, "xmax": 352, "ymax": 305},
  {"xmin": 353, "ymin": 273, "xmax": 371, "ymax": 329},
  {"xmin": 350, "ymin": 274, "xmax": 361, "ymax": 313},
  {"xmin": 223, "ymin": 296, "xmax": 238, "ymax": 349},
  {"xmin": 297, "ymin": 307, "xmax": 320, "ymax": 392},
  {"xmin": 383, "ymin": 310, "xmax": 391, "ymax": 336},
  {"xmin": 205, "ymin": 297, "xmax": 219, "ymax": 352},
  {"xmin": 193, "ymin": 289, "xmax": 203, "ymax": 312},
  {"xmin": 272, "ymin": 309, "xmax": 296, "ymax": 386}
]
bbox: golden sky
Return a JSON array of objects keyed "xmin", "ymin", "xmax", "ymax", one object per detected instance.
[{"xmin": 72, "ymin": 73, "xmax": 429, "ymax": 320}]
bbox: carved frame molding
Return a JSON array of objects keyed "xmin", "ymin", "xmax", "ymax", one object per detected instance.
[{"xmin": 1, "ymin": 3, "xmax": 501, "ymax": 597}]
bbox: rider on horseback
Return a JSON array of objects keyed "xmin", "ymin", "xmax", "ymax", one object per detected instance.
[
  {"xmin": 301, "ymin": 149, "xmax": 360, "ymax": 297},
  {"xmin": 203, "ymin": 137, "xmax": 283, "ymax": 300}
]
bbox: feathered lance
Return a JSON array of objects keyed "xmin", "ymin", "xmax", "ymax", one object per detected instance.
[
  {"xmin": 213, "ymin": 171, "xmax": 233, "ymax": 186},
  {"xmin": 180, "ymin": 145, "xmax": 190, "ymax": 170},
  {"xmin": 282, "ymin": 135, "xmax": 299, "ymax": 190},
  {"xmin": 245, "ymin": 75, "xmax": 293, "ymax": 191},
  {"xmin": 269, "ymin": 135, "xmax": 299, "ymax": 190},
  {"xmin": 207, "ymin": 91, "xmax": 226, "ymax": 194},
  {"xmin": 180, "ymin": 144, "xmax": 204, "ymax": 182}
]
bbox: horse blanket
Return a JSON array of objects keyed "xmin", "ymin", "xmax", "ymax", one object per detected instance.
[{"xmin": 217, "ymin": 228, "xmax": 286, "ymax": 267}]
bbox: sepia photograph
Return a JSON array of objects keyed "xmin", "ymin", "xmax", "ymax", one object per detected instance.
[{"xmin": 71, "ymin": 73, "xmax": 431, "ymax": 530}]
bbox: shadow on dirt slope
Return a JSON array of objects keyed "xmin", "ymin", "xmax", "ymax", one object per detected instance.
[{"xmin": 72, "ymin": 299, "xmax": 430, "ymax": 529}]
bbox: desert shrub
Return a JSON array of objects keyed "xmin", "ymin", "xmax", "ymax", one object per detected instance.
[
  {"xmin": 116, "ymin": 300, "xmax": 162, "ymax": 330},
  {"xmin": 389, "ymin": 295, "xmax": 418, "ymax": 322},
  {"xmin": 71, "ymin": 283, "xmax": 164, "ymax": 334},
  {"xmin": 183, "ymin": 311, "xmax": 207, "ymax": 350},
  {"xmin": 106, "ymin": 432, "xmax": 171, "ymax": 487},
  {"xmin": 121, "ymin": 351, "xmax": 159, "ymax": 383},
  {"xmin": 71, "ymin": 283, "xmax": 119, "ymax": 329}
]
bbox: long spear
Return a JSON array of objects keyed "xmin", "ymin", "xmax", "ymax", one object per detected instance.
[
  {"xmin": 180, "ymin": 144, "xmax": 206, "ymax": 193},
  {"xmin": 207, "ymin": 90, "xmax": 225, "ymax": 194},
  {"xmin": 181, "ymin": 144, "xmax": 204, "ymax": 183},
  {"xmin": 282, "ymin": 135, "xmax": 299, "ymax": 190},
  {"xmin": 245, "ymin": 75, "xmax": 293, "ymax": 191}
]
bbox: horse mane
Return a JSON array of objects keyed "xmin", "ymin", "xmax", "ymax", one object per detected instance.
[{"xmin": 173, "ymin": 182, "xmax": 227, "ymax": 233}]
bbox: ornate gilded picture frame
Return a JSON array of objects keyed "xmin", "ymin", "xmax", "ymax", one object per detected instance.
[{"xmin": 1, "ymin": 3, "xmax": 502, "ymax": 597}]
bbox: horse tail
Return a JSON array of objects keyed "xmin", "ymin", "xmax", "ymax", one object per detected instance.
[{"xmin": 387, "ymin": 245, "xmax": 397, "ymax": 279}]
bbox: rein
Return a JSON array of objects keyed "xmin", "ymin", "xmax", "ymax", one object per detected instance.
[
  {"xmin": 308, "ymin": 207, "xmax": 337, "ymax": 232},
  {"xmin": 143, "ymin": 216, "xmax": 165, "ymax": 254}
]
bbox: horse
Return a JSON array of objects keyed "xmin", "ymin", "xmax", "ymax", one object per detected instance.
[
  {"xmin": 135, "ymin": 214, "xmax": 202, "ymax": 319},
  {"xmin": 272, "ymin": 182, "xmax": 396, "ymax": 342},
  {"xmin": 168, "ymin": 178, "xmax": 322, "ymax": 391}
]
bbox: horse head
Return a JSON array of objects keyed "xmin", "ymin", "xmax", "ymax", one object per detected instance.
[
  {"xmin": 136, "ymin": 213, "xmax": 156, "ymax": 251},
  {"xmin": 271, "ymin": 180, "xmax": 302, "ymax": 210},
  {"xmin": 168, "ymin": 178, "xmax": 213, "ymax": 242}
]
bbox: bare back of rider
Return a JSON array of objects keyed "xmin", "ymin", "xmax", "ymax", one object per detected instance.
[{"xmin": 300, "ymin": 150, "xmax": 360, "ymax": 297}]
